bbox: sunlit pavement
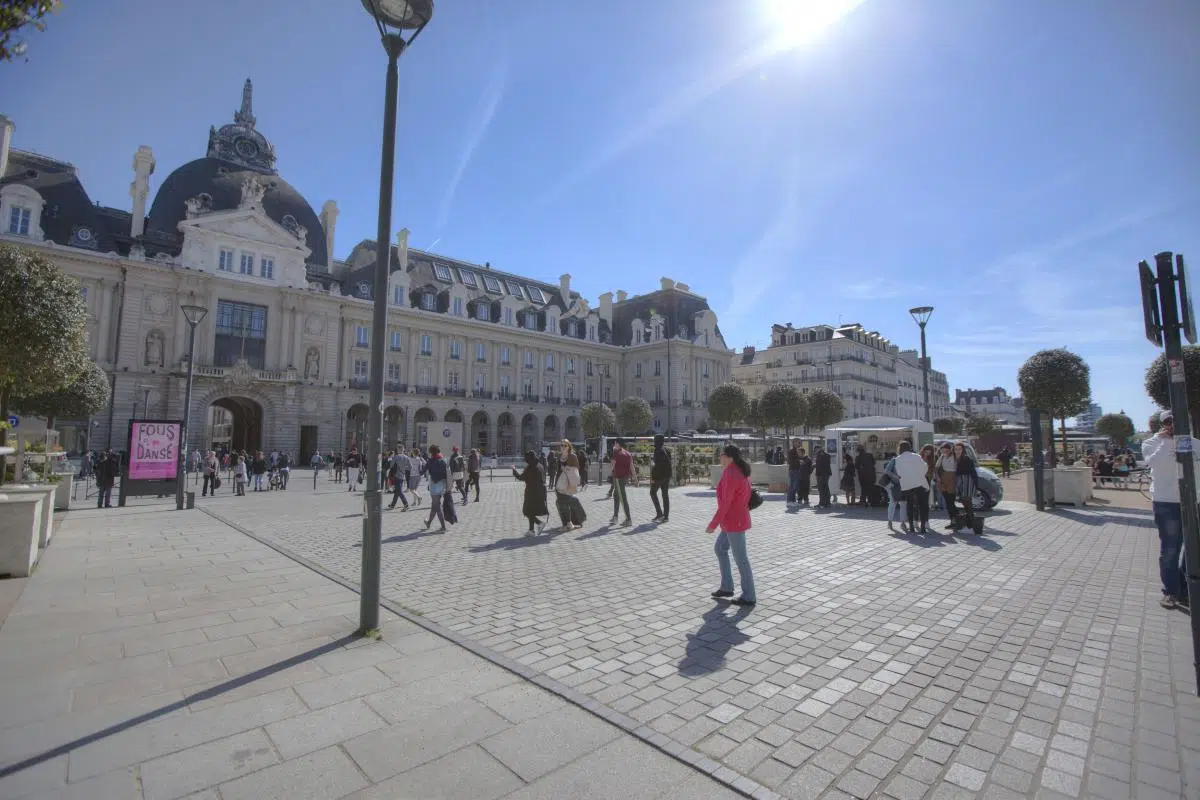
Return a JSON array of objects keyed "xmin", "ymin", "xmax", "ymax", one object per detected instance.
[{"xmin": 198, "ymin": 478, "xmax": 1198, "ymax": 799}]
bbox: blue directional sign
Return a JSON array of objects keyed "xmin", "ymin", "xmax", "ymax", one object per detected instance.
[{"xmin": 6, "ymin": 415, "xmax": 18, "ymax": 429}]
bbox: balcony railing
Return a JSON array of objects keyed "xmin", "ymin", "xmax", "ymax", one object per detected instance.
[
  {"xmin": 415, "ymin": 385, "xmax": 438, "ymax": 395},
  {"xmin": 564, "ymin": 398, "xmax": 581, "ymax": 407},
  {"xmin": 444, "ymin": 388, "xmax": 467, "ymax": 398},
  {"xmin": 385, "ymin": 381, "xmax": 407, "ymax": 393},
  {"xmin": 542, "ymin": 396, "xmax": 560, "ymax": 405},
  {"xmin": 521, "ymin": 394, "xmax": 539, "ymax": 403},
  {"xmin": 193, "ymin": 361, "xmax": 299, "ymax": 383},
  {"xmin": 349, "ymin": 376, "xmax": 370, "ymax": 390}
]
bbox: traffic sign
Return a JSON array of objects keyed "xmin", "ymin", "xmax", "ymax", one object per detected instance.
[
  {"xmin": 6, "ymin": 415, "xmax": 18, "ymax": 429},
  {"xmin": 1177, "ymin": 435, "xmax": 1193, "ymax": 455}
]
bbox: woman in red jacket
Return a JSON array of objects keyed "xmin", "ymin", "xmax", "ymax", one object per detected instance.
[{"xmin": 707, "ymin": 445, "xmax": 756, "ymax": 606}]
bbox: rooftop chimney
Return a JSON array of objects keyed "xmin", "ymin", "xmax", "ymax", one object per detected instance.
[
  {"xmin": 320, "ymin": 200, "xmax": 339, "ymax": 265},
  {"xmin": 660, "ymin": 277, "xmax": 675, "ymax": 291},
  {"xmin": 0, "ymin": 116, "xmax": 12, "ymax": 180},
  {"xmin": 616, "ymin": 289, "xmax": 628, "ymax": 303},
  {"xmin": 598, "ymin": 292, "xmax": 613, "ymax": 324},
  {"xmin": 129, "ymin": 145, "xmax": 155, "ymax": 239},
  {"xmin": 395, "ymin": 228, "xmax": 409, "ymax": 271},
  {"xmin": 559, "ymin": 273, "xmax": 571, "ymax": 300}
]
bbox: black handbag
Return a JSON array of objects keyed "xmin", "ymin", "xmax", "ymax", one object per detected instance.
[{"xmin": 748, "ymin": 489, "xmax": 763, "ymax": 510}]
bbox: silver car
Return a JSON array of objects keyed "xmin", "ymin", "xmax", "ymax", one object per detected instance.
[{"xmin": 934, "ymin": 440, "xmax": 1004, "ymax": 511}]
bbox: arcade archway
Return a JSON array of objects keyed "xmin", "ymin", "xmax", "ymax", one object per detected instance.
[
  {"xmin": 521, "ymin": 413, "xmax": 539, "ymax": 454},
  {"xmin": 207, "ymin": 397, "xmax": 263, "ymax": 454},
  {"xmin": 542, "ymin": 414, "xmax": 560, "ymax": 442},
  {"xmin": 497, "ymin": 412, "xmax": 515, "ymax": 456},
  {"xmin": 470, "ymin": 410, "xmax": 490, "ymax": 453},
  {"xmin": 564, "ymin": 416, "xmax": 581, "ymax": 442},
  {"xmin": 346, "ymin": 404, "xmax": 368, "ymax": 452},
  {"xmin": 384, "ymin": 406, "xmax": 405, "ymax": 449}
]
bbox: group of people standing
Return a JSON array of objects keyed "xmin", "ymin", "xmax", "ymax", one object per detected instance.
[
  {"xmin": 200, "ymin": 449, "xmax": 292, "ymax": 497},
  {"xmin": 879, "ymin": 441, "xmax": 980, "ymax": 535}
]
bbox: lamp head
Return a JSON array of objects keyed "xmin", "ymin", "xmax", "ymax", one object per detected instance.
[
  {"xmin": 181, "ymin": 304, "xmax": 209, "ymax": 326},
  {"xmin": 909, "ymin": 306, "xmax": 934, "ymax": 326},
  {"xmin": 361, "ymin": 0, "xmax": 433, "ymax": 29}
]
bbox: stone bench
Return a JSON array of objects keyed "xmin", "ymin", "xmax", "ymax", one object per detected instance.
[{"xmin": 0, "ymin": 492, "xmax": 45, "ymax": 577}]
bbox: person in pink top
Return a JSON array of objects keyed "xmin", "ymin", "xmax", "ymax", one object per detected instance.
[
  {"xmin": 609, "ymin": 438, "xmax": 634, "ymax": 526},
  {"xmin": 707, "ymin": 444, "xmax": 756, "ymax": 606}
]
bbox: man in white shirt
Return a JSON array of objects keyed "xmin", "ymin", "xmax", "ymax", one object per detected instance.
[
  {"xmin": 894, "ymin": 441, "xmax": 932, "ymax": 534},
  {"xmin": 1142, "ymin": 410, "xmax": 1192, "ymax": 609}
]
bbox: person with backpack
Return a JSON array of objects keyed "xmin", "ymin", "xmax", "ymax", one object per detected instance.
[
  {"xmin": 881, "ymin": 452, "xmax": 907, "ymax": 532},
  {"xmin": 650, "ymin": 435, "xmax": 672, "ymax": 523},
  {"xmin": 707, "ymin": 444, "xmax": 756, "ymax": 607}
]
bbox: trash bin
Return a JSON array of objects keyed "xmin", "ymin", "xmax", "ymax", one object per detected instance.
[{"xmin": 185, "ymin": 491, "xmax": 195, "ymax": 510}]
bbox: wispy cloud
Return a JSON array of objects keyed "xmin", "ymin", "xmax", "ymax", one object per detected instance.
[
  {"xmin": 435, "ymin": 62, "xmax": 508, "ymax": 234},
  {"xmin": 836, "ymin": 278, "xmax": 915, "ymax": 301},
  {"xmin": 538, "ymin": 2, "xmax": 867, "ymax": 205}
]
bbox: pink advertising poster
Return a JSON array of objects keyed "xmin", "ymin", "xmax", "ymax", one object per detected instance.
[{"xmin": 129, "ymin": 422, "xmax": 180, "ymax": 480}]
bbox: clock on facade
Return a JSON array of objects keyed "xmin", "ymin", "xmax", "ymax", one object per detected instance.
[
  {"xmin": 357, "ymin": 281, "xmax": 370, "ymax": 297},
  {"xmin": 234, "ymin": 138, "xmax": 259, "ymax": 159},
  {"xmin": 76, "ymin": 227, "xmax": 93, "ymax": 242}
]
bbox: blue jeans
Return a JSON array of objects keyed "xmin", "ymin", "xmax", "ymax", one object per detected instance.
[
  {"xmin": 787, "ymin": 469, "xmax": 801, "ymax": 503},
  {"xmin": 1153, "ymin": 501, "xmax": 1184, "ymax": 598},
  {"xmin": 715, "ymin": 531, "xmax": 755, "ymax": 602}
]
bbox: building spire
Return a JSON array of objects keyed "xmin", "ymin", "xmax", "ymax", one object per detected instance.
[{"xmin": 234, "ymin": 78, "xmax": 256, "ymax": 128}]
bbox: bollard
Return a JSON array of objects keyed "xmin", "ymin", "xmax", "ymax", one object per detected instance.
[{"xmin": 185, "ymin": 491, "xmax": 195, "ymax": 510}]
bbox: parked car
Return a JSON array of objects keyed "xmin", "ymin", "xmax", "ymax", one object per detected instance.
[{"xmin": 935, "ymin": 439, "xmax": 1004, "ymax": 511}]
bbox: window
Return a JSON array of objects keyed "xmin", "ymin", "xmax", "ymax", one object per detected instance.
[
  {"xmin": 654, "ymin": 386, "xmax": 663, "ymax": 403},
  {"xmin": 475, "ymin": 372, "xmax": 485, "ymax": 392},
  {"xmin": 524, "ymin": 350, "xmax": 534, "ymax": 369},
  {"xmin": 419, "ymin": 367, "xmax": 431, "ymax": 388},
  {"xmin": 448, "ymin": 371, "xmax": 460, "ymax": 390},
  {"xmin": 420, "ymin": 292, "xmax": 436, "ymax": 311},
  {"xmin": 393, "ymin": 285, "xmax": 404, "ymax": 305},
  {"xmin": 433, "ymin": 263, "xmax": 453, "ymax": 282},
  {"xmin": 449, "ymin": 339, "xmax": 461, "ymax": 360},
  {"xmin": 452, "ymin": 297, "xmax": 464, "ymax": 316},
  {"xmin": 566, "ymin": 357, "xmax": 575, "ymax": 374},
  {"xmin": 586, "ymin": 384, "xmax": 593, "ymax": 402},
  {"xmin": 566, "ymin": 383, "xmax": 576, "ymax": 400},
  {"xmin": 389, "ymin": 331, "xmax": 403, "ymax": 351},
  {"xmin": 702, "ymin": 362, "xmax": 710, "ymax": 378},
  {"xmin": 635, "ymin": 362, "xmax": 642, "ymax": 378},
  {"xmin": 523, "ymin": 378, "xmax": 534, "ymax": 398},
  {"xmin": 545, "ymin": 353, "xmax": 554, "ymax": 371},
  {"xmin": 500, "ymin": 375, "xmax": 510, "ymax": 396},
  {"xmin": 588, "ymin": 324, "xmax": 595, "ymax": 341},
  {"xmin": 458, "ymin": 268, "xmax": 478, "ymax": 288},
  {"xmin": 504, "ymin": 307, "xmax": 514, "ymax": 325},
  {"xmin": 603, "ymin": 386, "xmax": 611, "ymax": 403},
  {"xmin": 527, "ymin": 286, "xmax": 546, "ymax": 304},
  {"xmin": 354, "ymin": 359, "xmax": 369, "ymax": 378},
  {"xmin": 483, "ymin": 275, "xmax": 503, "ymax": 294},
  {"xmin": 260, "ymin": 257, "xmax": 274, "ymax": 279},
  {"xmin": 475, "ymin": 343, "xmax": 487, "ymax": 362},
  {"xmin": 586, "ymin": 360, "xmax": 593, "ymax": 376},
  {"xmin": 524, "ymin": 313, "xmax": 538, "ymax": 331},
  {"xmin": 355, "ymin": 325, "xmax": 369, "ymax": 347},
  {"xmin": 654, "ymin": 360, "xmax": 662, "ymax": 377},
  {"xmin": 475, "ymin": 304, "xmax": 490, "ymax": 322},
  {"xmin": 501, "ymin": 346, "xmax": 511, "ymax": 366},
  {"xmin": 506, "ymin": 280, "xmax": 524, "ymax": 298},
  {"xmin": 239, "ymin": 252, "xmax": 255, "ymax": 275},
  {"xmin": 420, "ymin": 334, "xmax": 433, "ymax": 356},
  {"xmin": 567, "ymin": 320, "xmax": 577, "ymax": 337},
  {"xmin": 214, "ymin": 300, "xmax": 267, "ymax": 369},
  {"xmin": 7, "ymin": 206, "xmax": 31, "ymax": 235},
  {"xmin": 636, "ymin": 386, "xmax": 643, "ymax": 397},
  {"xmin": 218, "ymin": 248, "xmax": 235, "ymax": 271},
  {"xmin": 387, "ymin": 362, "xmax": 402, "ymax": 380}
]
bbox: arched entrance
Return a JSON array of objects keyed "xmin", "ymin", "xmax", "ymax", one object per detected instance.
[
  {"xmin": 444, "ymin": 409, "xmax": 463, "ymax": 424},
  {"xmin": 384, "ymin": 406, "xmax": 405, "ymax": 449},
  {"xmin": 346, "ymin": 404, "xmax": 368, "ymax": 452},
  {"xmin": 497, "ymin": 412, "xmax": 515, "ymax": 456},
  {"xmin": 543, "ymin": 414, "xmax": 560, "ymax": 442},
  {"xmin": 564, "ymin": 416, "xmax": 581, "ymax": 442},
  {"xmin": 470, "ymin": 410, "xmax": 490, "ymax": 453},
  {"xmin": 414, "ymin": 407, "xmax": 436, "ymax": 449},
  {"xmin": 207, "ymin": 397, "xmax": 263, "ymax": 453},
  {"xmin": 521, "ymin": 413, "xmax": 539, "ymax": 454}
]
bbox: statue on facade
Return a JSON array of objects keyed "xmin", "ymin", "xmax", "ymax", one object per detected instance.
[
  {"xmin": 305, "ymin": 347, "xmax": 321, "ymax": 380},
  {"xmin": 239, "ymin": 174, "xmax": 266, "ymax": 209},
  {"xmin": 144, "ymin": 331, "xmax": 164, "ymax": 367}
]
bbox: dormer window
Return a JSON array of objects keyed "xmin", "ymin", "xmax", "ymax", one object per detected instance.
[
  {"xmin": 458, "ymin": 268, "xmax": 478, "ymax": 288},
  {"xmin": 433, "ymin": 263, "xmax": 453, "ymax": 282},
  {"xmin": 475, "ymin": 304, "xmax": 490, "ymax": 322},
  {"xmin": 392, "ymin": 285, "xmax": 404, "ymax": 305},
  {"xmin": 420, "ymin": 292, "xmax": 436, "ymax": 311},
  {"xmin": 483, "ymin": 275, "xmax": 503, "ymax": 294},
  {"xmin": 524, "ymin": 313, "xmax": 537, "ymax": 331},
  {"xmin": 452, "ymin": 297, "xmax": 464, "ymax": 316},
  {"xmin": 566, "ymin": 320, "xmax": 577, "ymax": 337},
  {"xmin": 506, "ymin": 281, "xmax": 524, "ymax": 298},
  {"xmin": 218, "ymin": 248, "xmax": 235, "ymax": 272},
  {"xmin": 260, "ymin": 257, "xmax": 274, "ymax": 279},
  {"xmin": 239, "ymin": 252, "xmax": 255, "ymax": 275},
  {"xmin": 527, "ymin": 286, "xmax": 546, "ymax": 304},
  {"xmin": 8, "ymin": 206, "xmax": 31, "ymax": 235}
]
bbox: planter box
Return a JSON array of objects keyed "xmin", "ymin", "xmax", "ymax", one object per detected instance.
[
  {"xmin": 1024, "ymin": 469, "xmax": 1055, "ymax": 506},
  {"xmin": 0, "ymin": 493, "xmax": 44, "ymax": 577},
  {"xmin": 3, "ymin": 485, "xmax": 57, "ymax": 547},
  {"xmin": 766, "ymin": 464, "xmax": 789, "ymax": 493},
  {"xmin": 54, "ymin": 475, "xmax": 73, "ymax": 511},
  {"xmin": 1053, "ymin": 467, "xmax": 1093, "ymax": 506}
]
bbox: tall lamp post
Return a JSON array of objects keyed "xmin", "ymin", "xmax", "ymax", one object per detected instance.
[
  {"xmin": 909, "ymin": 306, "xmax": 934, "ymax": 422},
  {"xmin": 176, "ymin": 304, "xmax": 208, "ymax": 510},
  {"xmin": 357, "ymin": 0, "xmax": 432, "ymax": 636}
]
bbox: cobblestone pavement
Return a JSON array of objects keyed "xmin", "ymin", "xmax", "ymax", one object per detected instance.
[{"xmin": 203, "ymin": 476, "xmax": 1199, "ymax": 800}]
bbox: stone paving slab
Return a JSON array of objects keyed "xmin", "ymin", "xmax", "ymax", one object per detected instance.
[
  {"xmin": 0, "ymin": 503, "xmax": 728, "ymax": 799},
  {"xmin": 206, "ymin": 480, "xmax": 1200, "ymax": 799}
]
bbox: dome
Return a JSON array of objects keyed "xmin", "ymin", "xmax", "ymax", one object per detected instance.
[{"xmin": 146, "ymin": 157, "xmax": 328, "ymax": 268}]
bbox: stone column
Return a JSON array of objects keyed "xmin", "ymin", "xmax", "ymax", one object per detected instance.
[{"xmin": 96, "ymin": 280, "xmax": 113, "ymax": 365}]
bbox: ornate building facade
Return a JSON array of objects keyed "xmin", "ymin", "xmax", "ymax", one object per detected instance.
[{"xmin": 0, "ymin": 82, "xmax": 731, "ymax": 458}]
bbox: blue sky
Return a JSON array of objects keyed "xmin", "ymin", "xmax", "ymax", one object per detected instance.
[{"xmin": 5, "ymin": 0, "xmax": 1198, "ymax": 426}]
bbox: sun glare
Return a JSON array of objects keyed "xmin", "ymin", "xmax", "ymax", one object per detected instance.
[{"xmin": 762, "ymin": 0, "xmax": 865, "ymax": 49}]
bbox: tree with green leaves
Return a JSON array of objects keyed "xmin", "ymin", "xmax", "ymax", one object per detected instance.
[
  {"xmin": 1149, "ymin": 410, "xmax": 1163, "ymax": 434},
  {"xmin": 804, "ymin": 387, "xmax": 844, "ymax": 430},
  {"xmin": 1095, "ymin": 412, "xmax": 1135, "ymax": 447},
  {"xmin": 744, "ymin": 398, "xmax": 767, "ymax": 440},
  {"xmin": 0, "ymin": 245, "xmax": 89, "ymax": 482},
  {"xmin": 759, "ymin": 384, "xmax": 807, "ymax": 437},
  {"xmin": 934, "ymin": 417, "xmax": 961, "ymax": 435},
  {"xmin": 1145, "ymin": 345, "xmax": 1200, "ymax": 433},
  {"xmin": 1, "ymin": 0, "xmax": 61, "ymax": 62},
  {"xmin": 707, "ymin": 382, "xmax": 748, "ymax": 432},
  {"xmin": 616, "ymin": 395, "xmax": 653, "ymax": 435},
  {"xmin": 580, "ymin": 401, "xmax": 616, "ymax": 440},
  {"xmin": 1017, "ymin": 348, "xmax": 1091, "ymax": 464},
  {"xmin": 965, "ymin": 414, "xmax": 1000, "ymax": 437},
  {"xmin": 12, "ymin": 361, "xmax": 110, "ymax": 430}
]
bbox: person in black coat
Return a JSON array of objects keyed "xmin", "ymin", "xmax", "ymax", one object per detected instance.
[
  {"xmin": 513, "ymin": 451, "xmax": 549, "ymax": 535},
  {"xmin": 650, "ymin": 434, "xmax": 672, "ymax": 523},
  {"xmin": 854, "ymin": 445, "xmax": 876, "ymax": 507},
  {"xmin": 95, "ymin": 449, "xmax": 119, "ymax": 508},
  {"xmin": 814, "ymin": 446, "xmax": 833, "ymax": 508}
]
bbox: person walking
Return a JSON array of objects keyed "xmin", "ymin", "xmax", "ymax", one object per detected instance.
[
  {"xmin": 251, "ymin": 451, "xmax": 268, "ymax": 492},
  {"xmin": 935, "ymin": 443, "xmax": 956, "ymax": 517},
  {"xmin": 894, "ymin": 441, "xmax": 931, "ymax": 534},
  {"xmin": 786, "ymin": 439, "xmax": 803, "ymax": 508},
  {"xmin": 546, "ymin": 449, "xmax": 560, "ymax": 491},
  {"xmin": 814, "ymin": 446, "xmax": 833, "ymax": 508},
  {"xmin": 578, "ymin": 448, "xmax": 589, "ymax": 489},
  {"xmin": 95, "ymin": 449, "xmax": 119, "ymax": 508},
  {"xmin": 609, "ymin": 438, "xmax": 633, "ymax": 526},
  {"xmin": 882, "ymin": 453, "xmax": 907, "ymax": 532},
  {"xmin": 449, "ymin": 447, "xmax": 467, "ymax": 504},
  {"xmin": 407, "ymin": 450, "xmax": 424, "ymax": 506},
  {"xmin": 233, "ymin": 455, "xmax": 248, "ymax": 496},
  {"xmin": 650, "ymin": 435, "xmax": 672, "ymax": 523},
  {"xmin": 465, "ymin": 448, "xmax": 481, "ymax": 503},
  {"xmin": 345, "ymin": 451, "xmax": 361, "ymax": 492},
  {"xmin": 513, "ymin": 451, "xmax": 549, "ymax": 535},
  {"xmin": 840, "ymin": 452, "xmax": 857, "ymax": 505},
  {"xmin": 1143, "ymin": 411, "xmax": 1193, "ymax": 608},
  {"xmin": 796, "ymin": 447, "xmax": 813, "ymax": 508},
  {"xmin": 949, "ymin": 442, "xmax": 980, "ymax": 534},
  {"xmin": 707, "ymin": 444, "xmax": 756, "ymax": 607},
  {"xmin": 333, "ymin": 452, "xmax": 344, "ymax": 483},
  {"xmin": 202, "ymin": 449, "xmax": 219, "ymax": 497},
  {"xmin": 998, "ymin": 445, "xmax": 1013, "ymax": 478},
  {"xmin": 388, "ymin": 450, "xmax": 410, "ymax": 511},
  {"xmin": 553, "ymin": 440, "xmax": 586, "ymax": 531},
  {"xmin": 854, "ymin": 445, "xmax": 876, "ymax": 507},
  {"xmin": 421, "ymin": 445, "xmax": 449, "ymax": 532},
  {"xmin": 277, "ymin": 451, "xmax": 290, "ymax": 489}
]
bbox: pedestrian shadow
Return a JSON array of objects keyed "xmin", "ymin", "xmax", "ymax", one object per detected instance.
[
  {"xmin": 622, "ymin": 522, "xmax": 659, "ymax": 536},
  {"xmin": 889, "ymin": 531, "xmax": 948, "ymax": 547},
  {"xmin": 575, "ymin": 525, "xmax": 615, "ymax": 541},
  {"xmin": 677, "ymin": 605, "xmax": 754, "ymax": 677},
  {"xmin": 468, "ymin": 531, "xmax": 563, "ymax": 552},
  {"xmin": 1050, "ymin": 507, "xmax": 1155, "ymax": 527},
  {"xmin": 960, "ymin": 534, "xmax": 1002, "ymax": 551},
  {"xmin": 684, "ymin": 491, "xmax": 716, "ymax": 499}
]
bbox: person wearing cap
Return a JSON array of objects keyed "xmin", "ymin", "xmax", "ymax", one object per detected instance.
[
  {"xmin": 1143, "ymin": 410, "xmax": 1194, "ymax": 609},
  {"xmin": 650, "ymin": 434, "xmax": 672, "ymax": 523}
]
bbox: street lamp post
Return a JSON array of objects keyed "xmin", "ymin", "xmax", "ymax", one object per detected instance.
[
  {"xmin": 357, "ymin": 0, "xmax": 433, "ymax": 636},
  {"xmin": 909, "ymin": 306, "xmax": 934, "ymax": 422},
  {"xmin": 177, "ymin": 304, "xmax": 208, "ymax": 510}
]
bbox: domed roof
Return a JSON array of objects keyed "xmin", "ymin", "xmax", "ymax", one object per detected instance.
[
  {"xmin": 144, "ymin": 79, "xmax": 328, "ymax": 268},
  {"xmin": 147, "ymin": 157, "xmax": 327, "ymax": 267}
]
